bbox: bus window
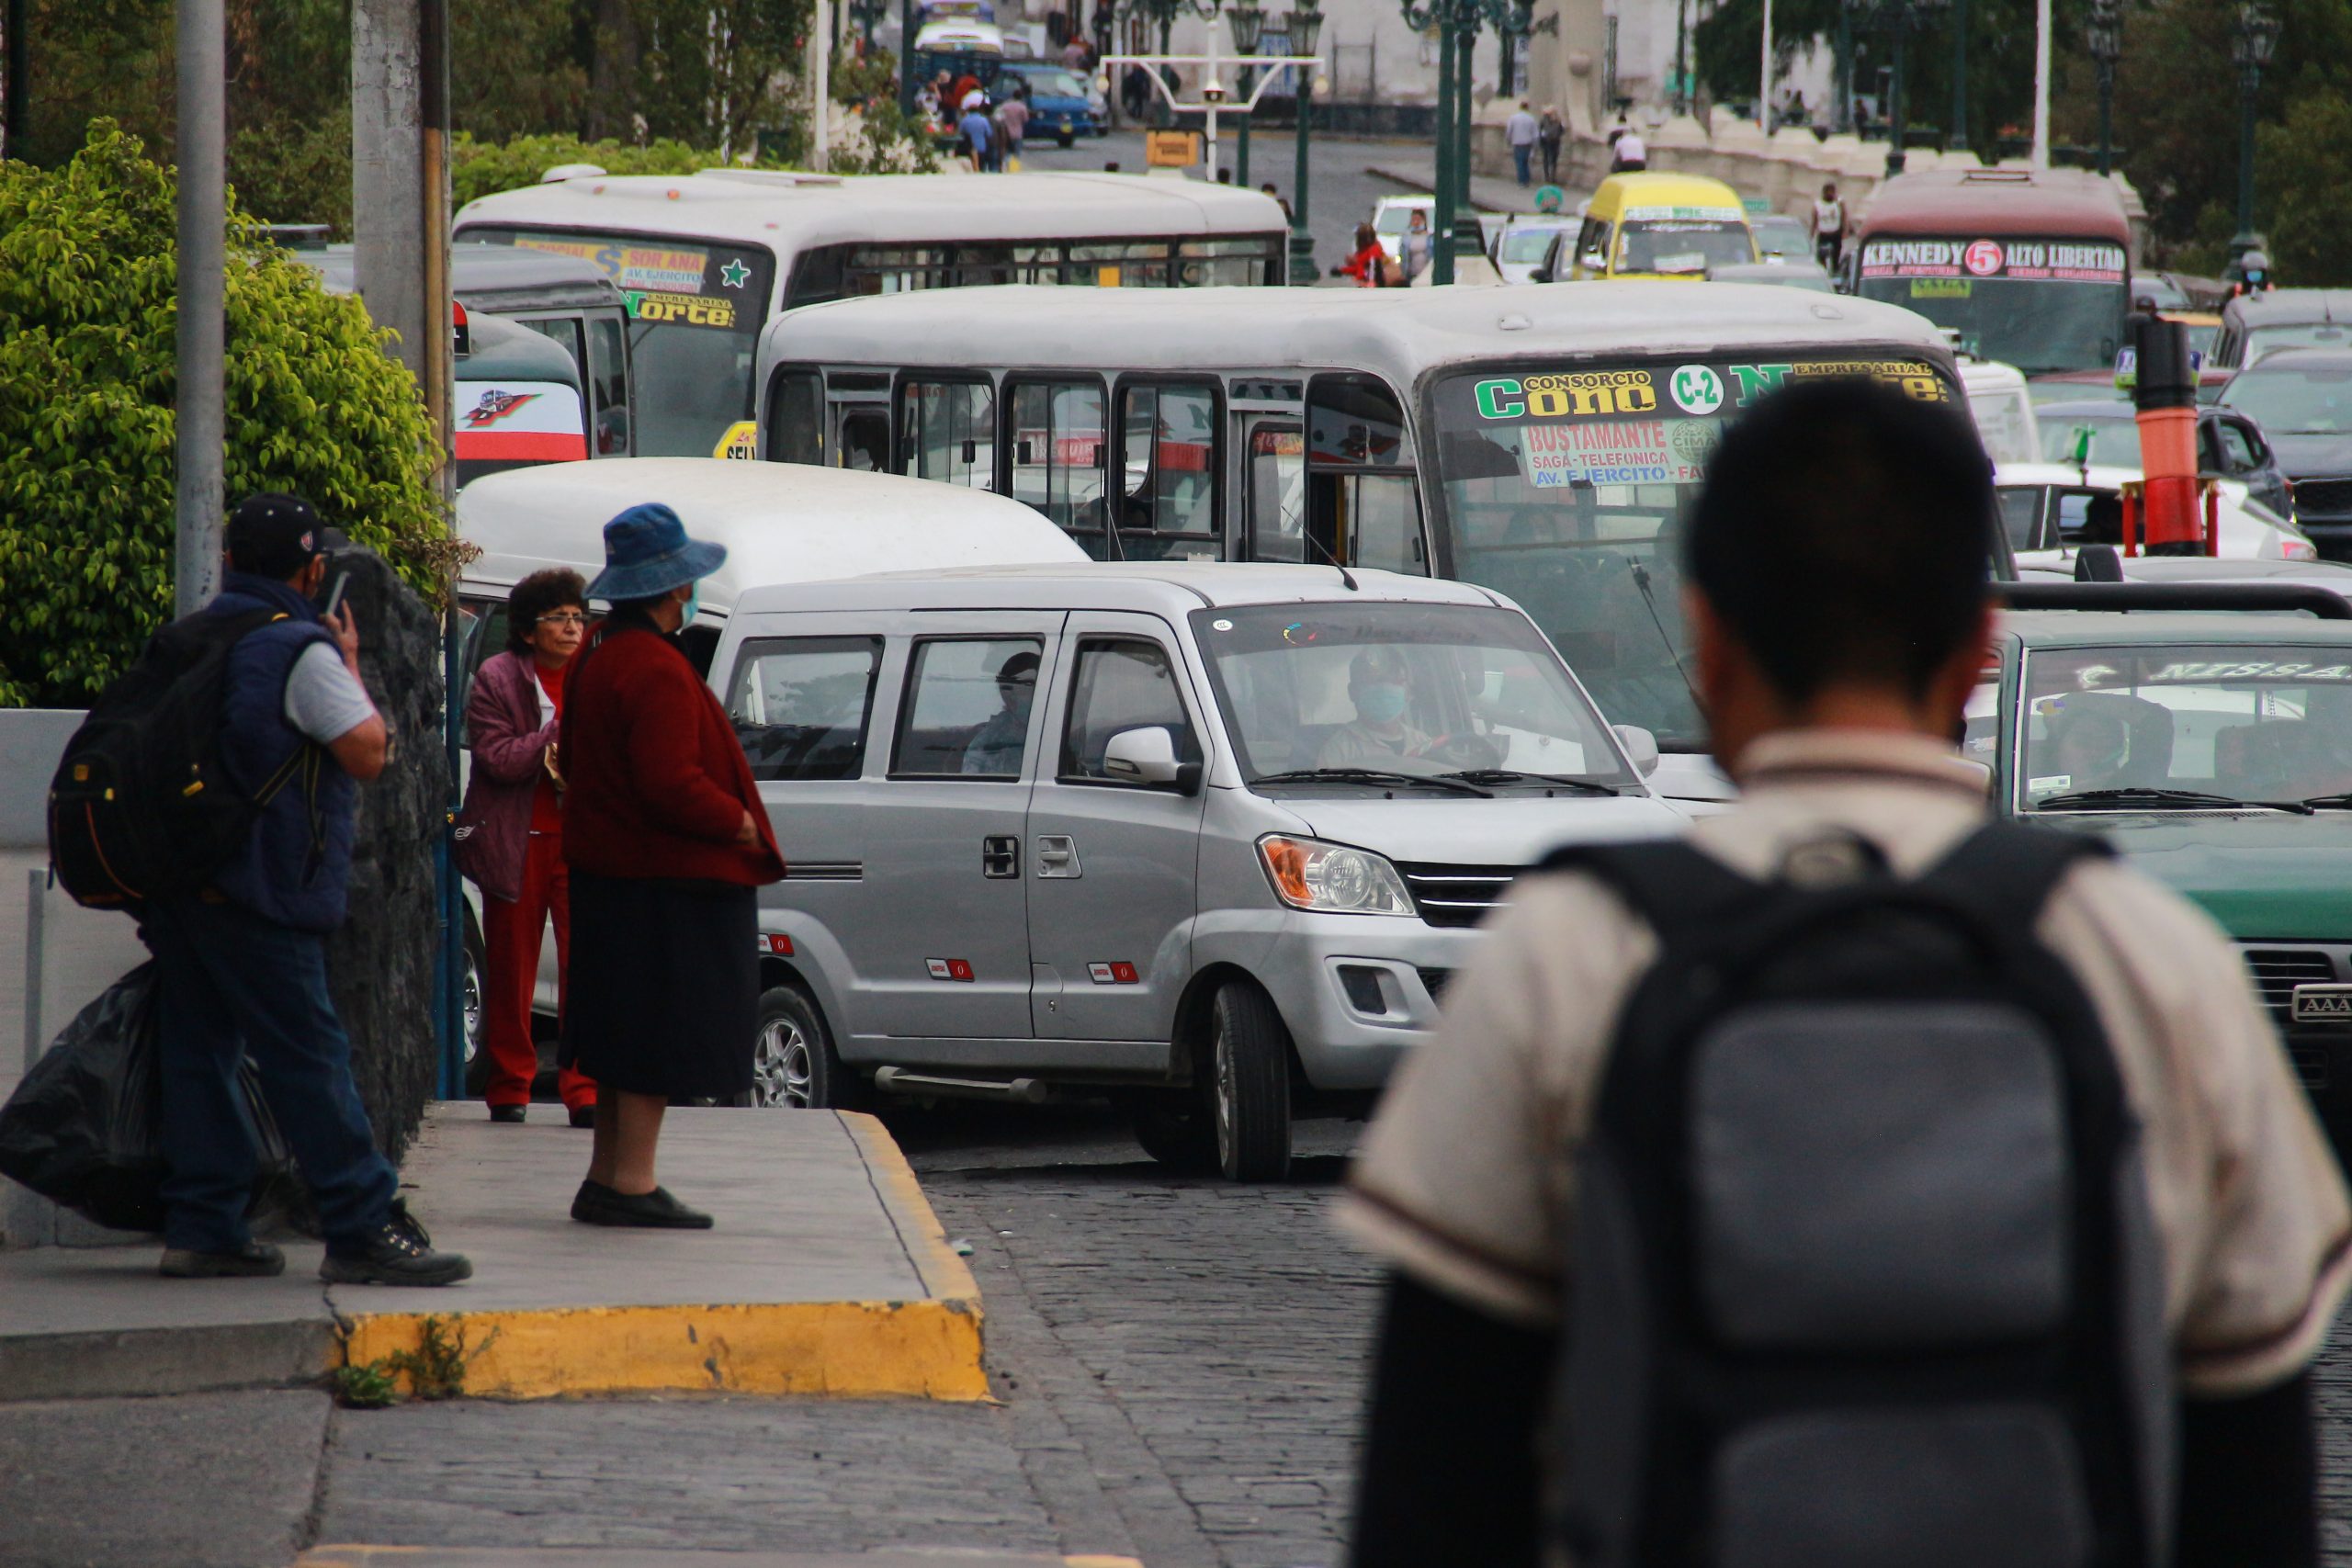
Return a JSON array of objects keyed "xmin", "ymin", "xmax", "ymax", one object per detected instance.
[
  {"xmin": 838, "ymin": 406, "xmax": 888, "ymax": 470},
  {"xmin": 767, "ymin": 369, "xmax": 825, "ymax": 465},
  {"xmin": 585, "ymin": 314, "xmax": 631, "ymax": 455},
  {"xmin": 903, "ymin": 378, "xmax": 996, "ymax": 490},
  {"xmin": 1307, "ymin": 375, "xmax": 1420, "ymax": 570},
  {"xmin": 1009, "ymin": 381, "xmax": 1110, "ymax": 552},
  {"xmin": 519, "ymin": 317, "xmax": 587, "ymax": 376},
  {"xmin": 1117, "ymin": 384, "xmax": 1219, "ymax": 556},
  {"xmin": 1245, "ymin": 419, "xmax": 1306, "ymax": 561},
  {"xmin": 1178, "ymin": 238, "xmax": 1275, "ymax": 287}
]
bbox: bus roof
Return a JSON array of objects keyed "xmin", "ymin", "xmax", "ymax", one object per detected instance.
[
  {"xmin": 759, "ymin": 281, "xmax": 1956, "ymax": 380},
  {"xmin": 455, "ymin": 171, "xmax": 1287, "ymax": 265},
  {"xmin": 460, "ymin": 311, "xmax": 582, "ymax": 387},
  {"xmin": 1590, "ymin": 171, "xmax": 1746, "ymax": 212},
  {"xmin": 1857, "ymin": 167, "xmax": 2131, "ymax": 243},
  {"xmin": 456, "ymin": 457, "xmax": 1088, "ymax": 610},
  {"xmin": 305, "ymin": 242, "xmax": 626, "ymax": 313}
]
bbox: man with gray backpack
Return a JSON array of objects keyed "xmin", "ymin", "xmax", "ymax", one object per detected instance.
[{"xmin": 1340, "ymin": 377, "xmax": 2351, "ymax": 1567}]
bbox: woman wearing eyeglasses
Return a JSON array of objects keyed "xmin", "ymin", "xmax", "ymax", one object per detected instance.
[{"xmin": 456, "ymin": 568, "xmax": 599, "ymax": 1126}]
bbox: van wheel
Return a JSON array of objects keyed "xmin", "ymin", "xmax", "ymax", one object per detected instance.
[
  {"xmin": 1131, "ymin": 1095, "xmax": 1215, "ymax": 1172},
  {"xmin": 749, "ymin": 986, "xmax": 865, "ymax": 1110},
  {"xmin": 1210, "ymin": 980, "xmax": 1292, "ymax": 1181},
  {"xmin": 460, "ymin": 913, "xmax": 490, "ymax": 1098}
]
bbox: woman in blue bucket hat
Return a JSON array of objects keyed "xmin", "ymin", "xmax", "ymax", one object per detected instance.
[{"xmin": 559, "ymin": 502, "xmax": 784, "ymax": 1227}]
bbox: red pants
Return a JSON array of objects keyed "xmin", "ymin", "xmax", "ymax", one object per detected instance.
[{"xmin": 481, "ymin": 833, "xmax": 595, "ymax": 1111}]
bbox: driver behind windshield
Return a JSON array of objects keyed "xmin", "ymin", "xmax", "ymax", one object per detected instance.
[
  {"xmin": 963, "ymin": 649, "xmax": 1040, "ymax": 774},
  {"xmin": 1318, "ymin": 647, "xmax": 1433, "ymax": 769},
  {"xmin": 2040, "ymin": 703, "xmax": 2132, "ymax": 794}
]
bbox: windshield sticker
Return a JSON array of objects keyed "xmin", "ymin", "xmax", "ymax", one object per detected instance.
[
  {"xmin": 1912, "ymin": 277, "xmax": 1973, "ymax": 299},
  {"xmin": 628, "ymin": 291, "xmax": 738, "ymax": 328},
  {"xmin": 1621, "ymin": 205, "xmax": 1746, "ymax": 222},
  {"xmin": 516, "ymin": 237, "xmax": 710, "ymax": 291},
  {"xmin": 1668, "ymin": 365, "xmax": 1725, "ymax": 414},
  {"xmin": 1859, "ymin": 238, "xmax": 2126, "ymax": 285},
  {"xmin": 713, "ymin": 420, "xmax": 759, "ymax": 460},
  {"xmin": 2029, "ymin": 774, "xmax": 2073, "ymax": 795},
  {"xmin": 1651, "ymin": 252, "xmax": 1708, "ymax": 275},
  {"xmin": 718, "ymin": 258, "xmax": 752, "ymax": 289},
  {"xmin": 1517, "ymin": 419, "xmax": 1718, "ymax": 488},
  {"xmin": 454, "ymin": 382, "xmax": 585, "ymax": 463},
  {"xmin": 2147, "ymin": 660, "xmax": 2352, "ymax": 682},
  {"xmin": 1473, "ymin": 360, "xmax": 1945, "ymax": 423}
]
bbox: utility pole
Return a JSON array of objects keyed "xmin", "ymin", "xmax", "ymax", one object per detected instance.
[
  {"xmin": 811, "ymin": 0, "xmax": 833, "ymax": 169},
  {"xmin": 2029, "ymin": 0, "xmax": 2050, "ymax": 168},
  {"xmin": 353, "ymin": 0, "xmax": 452, "ymax": 479},
  {"xmin": 174, "ymin": 0, "xmax": 226, "ymax": 617}
]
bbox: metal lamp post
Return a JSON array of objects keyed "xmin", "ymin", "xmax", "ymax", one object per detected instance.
[
  {"xmin": 2231, "ymin": 1, "xmax": 2278, "ymax": 258},
  {"xmin": 1849, "ymin": 0, "xmax": 1947, "ymax": 177},
  {"xmin": 1399, "ymin": 0, "xmax": 1529, "ymax": 285},
  {"xmin": 2086, "ymin": 0, "xmax": 2120, "ymax": 178},
  {"xmin": 1228, "ymin": 1, "xmax": 1264, "ymax": 184},
  {"xmin": 1286, "ymin": 0, "xmax": 1325, "ymax": 281},
  {"xmin": 1949, "ymin": 0, "xmax": 1967, "ymax": 152}
]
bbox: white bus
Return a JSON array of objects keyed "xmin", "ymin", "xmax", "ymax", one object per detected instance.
[
  {"xmin": 453, "ymin": 170, "xmax": 1289, "ymax": 461},
  {"xmin": 752, "ymin": 283, "xmax": 1964, "ymax": 802}
]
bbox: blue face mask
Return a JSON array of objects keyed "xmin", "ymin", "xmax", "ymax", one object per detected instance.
[
  {"xmin": 679, "ymin": 581, "xmax": 700, "ymax": 628},
  {"xmin": 1358, "ymin": 683, "xmax": 1409, "ymax": 725}
]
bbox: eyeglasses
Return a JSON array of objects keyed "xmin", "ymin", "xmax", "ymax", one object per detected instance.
[{"xmin": 537, "ymin": 612, "xmax": 588, "ymax": 627}]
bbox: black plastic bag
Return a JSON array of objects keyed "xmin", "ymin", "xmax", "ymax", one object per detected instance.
[{"xmin": 0, "ymin": 964, "xmax": 309, "ymax": 1233}]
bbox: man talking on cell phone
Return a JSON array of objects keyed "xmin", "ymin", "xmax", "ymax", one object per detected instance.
[{"xmin": 144, "ymin": 493, "xmax": 471, "ymax": 1288}]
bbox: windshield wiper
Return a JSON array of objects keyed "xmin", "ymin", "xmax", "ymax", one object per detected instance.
[
  {"xmin": 1439, "ymin": 769, "xmax": 1620, "ymax": 795},
  {"xmin": 2036, "ymin": 786, "xmax": 2313, "ymax": 815},
  {"xmin": 1249, "ymin": 767, "xmax": 1493, "ymax": 797},
  {"xmin": 2301, "ymin": 792, "xmax": 2352, "ymax": 809}
]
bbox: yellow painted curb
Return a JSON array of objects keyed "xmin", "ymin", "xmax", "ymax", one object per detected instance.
[{"xmin": 337, "ymin": 1111, "xmax": 988, "ymax": 1401}]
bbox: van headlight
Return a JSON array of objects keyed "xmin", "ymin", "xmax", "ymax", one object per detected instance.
[{"xmin": 1257, "ymin": 835, "xmax": 1417, "ymax": 915}]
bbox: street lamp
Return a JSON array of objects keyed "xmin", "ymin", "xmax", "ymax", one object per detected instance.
[
  {"xmin": 2231, "ymin": 1, "xmax": 2279, "ymax": 259},
  {"xmin": 1285, "ymin": 0, "xmax": 1326, "ymax": 282},
  {"xmin": 1228, "ymin": 1, "xmax": 1265, "ymax": 184},
  {"xmin": 1398, "ymin": 0, "xmax": 1530, "ymax": 285},
  {"xmin": 1849, "ymin": 0, "xmax": 1948, "ymax": 176},
  {"xmin": 2085, "ymin": 0, "xmax": 2120, "ymax": 178}
]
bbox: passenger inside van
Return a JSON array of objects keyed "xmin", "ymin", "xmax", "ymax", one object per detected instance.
[{"xmin": 961, "ymin": 649, "xmax": 1040, "ymax": 773}]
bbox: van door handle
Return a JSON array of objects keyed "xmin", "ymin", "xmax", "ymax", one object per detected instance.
[
  {"xmin": 982, "ymin": 835, "xmax": 1020, "ymax": 878},
  {"xmin": 1035, "ymin": 835, "xmax": 1081, "ymax": 879}
]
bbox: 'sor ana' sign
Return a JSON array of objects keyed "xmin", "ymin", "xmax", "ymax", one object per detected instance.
[{"xmin": 1146, "ymin": 130, "xmax": 1203, "ymax": 168}]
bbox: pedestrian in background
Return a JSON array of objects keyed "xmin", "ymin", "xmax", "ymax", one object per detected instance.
[
  {"xmin": 1536, "ymin": 105, "xmax": 1564, "ymax": 186},
  {"xmin": 1610, "ymin": 120, "xmax": 1646, "ymax": 171},
  {"xmin": 1398, "ymin": 208, "xmax": 1434, "ymax": 284},
  {"xmin": 1504, "ymin": 100, "xmax": 1538, "ymax": 187},
  {"xmin": 561, "ymin": 504, "xmax": 785, "ymax": 1229},
  {"xmin": 457, "ymin": 568, "xmax": 598, "ymax": 1129},
  {"xmin": 1341, "ymin": 378, "xmax": 2350, "ymax": 1566},
  {"xmin": 959, "ymin": 98, "xmax": 995, "ymax": 172},
  {"xmin": 1330, "ymin": 222, "xmax": 1384, "ymax": 287},
  {"xmin": 150, "ymin": 494, "xmax": 470, "ymax": 1286},
  {"xmin": 998, "ymin": 85, "xmax": 1030, "ymax": 167},
  {"xmin": 1812, "ymin": 180, "xmax": 1847, "ymax": 271}
]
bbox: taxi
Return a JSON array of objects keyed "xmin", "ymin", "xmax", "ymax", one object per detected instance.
[
  {"xmin": 1563, "ymin": 171, "xmax": 1755, "ymax": 281},
  {"xmin": 1973, "ymin": 595, "xmax": 2352, "ymax": 1140}
]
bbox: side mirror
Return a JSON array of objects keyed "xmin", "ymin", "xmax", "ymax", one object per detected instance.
[
  {"xmin": 1611, "ymin": 723, "xmax": 1660, "ymax": 777},
  {"xmin": 1581, "ymin": 250, "xmax": 1607, "ymax": 270},
  {"xmin": 1103, "ymin": 725, "xmax": 1182, "ymax": 786}
]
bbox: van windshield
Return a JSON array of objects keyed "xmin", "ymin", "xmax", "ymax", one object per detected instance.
[
  {"xmin": 1192, "ymin": 602, "xmax": 1634, "ymax": 792},
  {"xmin": 460, "ymin": 228, "xmax": 774, "ymax": 457},
  {"xmin": 1429, "ymin": 354, "xmax": 1960, "ymax": 750},
  {"xmin": 1617, "ymin": 220, "xmax": 1751, "ymax": 275}
]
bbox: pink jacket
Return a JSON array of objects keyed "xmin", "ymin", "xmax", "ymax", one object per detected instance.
[{"xmin": 456, "ymin": 649, "xmax": 558, "ymax": 903}]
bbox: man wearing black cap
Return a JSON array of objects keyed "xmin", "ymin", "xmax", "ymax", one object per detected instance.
[{"xmin": 143, "ymin": 493, "xmax": 471, "ymax": 1286}]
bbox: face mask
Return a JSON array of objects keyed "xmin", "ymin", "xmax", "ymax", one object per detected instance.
[
  {"xmin": 679, "ymin": 582, "xmax": 700, "ymax": 628},
  {"xmin": 1358, "ymin": 683, "xmax": 1409, "ymax": 725}
]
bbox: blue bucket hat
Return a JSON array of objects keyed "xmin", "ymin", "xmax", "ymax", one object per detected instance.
[{"xmin": 586, "ymin": 502, "xmax": 727, "ymax": 603}]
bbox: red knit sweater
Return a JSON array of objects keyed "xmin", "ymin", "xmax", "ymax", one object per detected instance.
[{"xmin": 560, "ymin": 620, "xmax": 784, "ymax": 886}]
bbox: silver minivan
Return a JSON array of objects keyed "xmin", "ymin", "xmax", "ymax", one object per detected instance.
[{"xmin": 711, "ymin": 560, "xmax": 1684, "ymax": 1179}]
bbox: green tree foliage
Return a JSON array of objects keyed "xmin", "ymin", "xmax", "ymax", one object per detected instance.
[
  {"xmin": 2256, "ymin": 92, "xmax": 2352, "ymax": 281},
  {"xmin": 0, "ymin": 124, "xmax": 447, "ymax": 708}
]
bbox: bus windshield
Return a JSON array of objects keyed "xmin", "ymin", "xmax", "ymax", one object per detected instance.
[
  {"xmin": 462, "ymin": 229, "xmax": 775, "ymax": 457},
  {"xmin": 1430, "ymin": 354, "xmax": 1958, "ymax": 750},
  {"xmin": 1854, "ymin": 237, "xmax": 2127, "ymax": 374},
  {"xmin": 1618, "ymin": 220, "xmax": 1752, "ymax": 276}
]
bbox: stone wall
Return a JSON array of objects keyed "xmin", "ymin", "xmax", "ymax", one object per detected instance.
[{"xmin": 327, "ymin": 547, "xmax": 449, "ymax": 1165}]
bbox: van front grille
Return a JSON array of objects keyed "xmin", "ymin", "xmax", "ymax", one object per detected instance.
[
  {"xmin": 2242, "ymin": 946, "xmax": 2343, "ymax": 1030},
  {"xmin": 1395, "ymin": 863, "xmax": 1523, "ymax": 929},
  {"xmin": 2291, "ymin": 477, "xmax": 2352, "ymax": 517}
]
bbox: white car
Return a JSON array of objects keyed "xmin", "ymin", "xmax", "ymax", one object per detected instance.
[
  {"xmin": 1962, "ymin": 356, "xmax": 2041, "ymax": 467},
  {"xmin": 1995, "ymin": 461, "xmax": 2319, "ymax": 570},
  {"xmin": 1491, "ymin": 216, "xmax": 1574, "ymax": 285}
]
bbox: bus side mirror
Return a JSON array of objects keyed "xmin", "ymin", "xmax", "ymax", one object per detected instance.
[{"xmin": 1581, "ymin": 250, "xmax": 1606, "ymax": 270}]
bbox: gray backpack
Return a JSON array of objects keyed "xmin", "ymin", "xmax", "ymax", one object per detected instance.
[{"xmin": 1538, "ymin": 824, "xmax": 2173, "ymax": 1568}]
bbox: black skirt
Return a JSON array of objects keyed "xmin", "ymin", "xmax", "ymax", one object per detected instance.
[{"xmin": 562, "ymin": 870, "xmax": 758, "ymax": 1100}]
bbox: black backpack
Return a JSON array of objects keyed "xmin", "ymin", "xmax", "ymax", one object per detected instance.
[
  {"xmin": 1541, "ymin": 822, "xmax": 2173, "ymax": 1568},
  {"xmin": 48, "ymin": 608, "xmax": 311, "ymax": 909}
]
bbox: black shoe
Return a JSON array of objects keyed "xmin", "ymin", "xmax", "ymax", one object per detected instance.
[
  {"xmin": 489, "ymin": 1104, "xmax": 526, "ymax": 1124},
  {"xmin": 159, "ymin": 1240, "xmax": 285, "ymax": 1279},
  {"xmin": 571, "ymin": 1179, "xmax": 713, "ymax": 1229},
  {"xmin": 321, "ymin": 1200, "xmax": 473, "ymax": 1286},
  {"xmin": 568, "ymin": 1105, "xmax": 596, "ymax": 1129}
]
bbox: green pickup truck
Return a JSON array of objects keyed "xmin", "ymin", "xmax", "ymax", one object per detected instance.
[{"xmin": 1973, "ymin": 600, "xmax": 2352, "ymax": 1134}]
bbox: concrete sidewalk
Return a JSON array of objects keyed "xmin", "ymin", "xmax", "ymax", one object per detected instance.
[
  {"xmin": 1365, "ymin": 152, "xmax": 1575, "ymax": 217},
  {"xmin": 0, "ymin": 1103, "xmax": 985, "ymax": 1404}
]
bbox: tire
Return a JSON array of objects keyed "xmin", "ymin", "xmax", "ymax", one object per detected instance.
[
  {"xmin": 749, "ymin": 985, "xmax": 865, "ymax": 1110},
  {"xmin": 1131, "ymin": 1094, "xmax": 1216, "ymax": 1172},
  {"xmin": 460, "ymin": 914, "xmax": 491, "ymax": 1098},
  {"xmin": 1209, "ymin": 980, "xmax": 1293, "ymax": 1181}
]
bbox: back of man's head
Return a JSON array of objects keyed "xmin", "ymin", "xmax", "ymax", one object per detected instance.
[{"xmin": 1685, "ymin": 376, "xmax": 1990, "ymax": 705}]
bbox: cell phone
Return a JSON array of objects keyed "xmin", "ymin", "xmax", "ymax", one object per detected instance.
[{"xmin": 319, "ymin": 567, "xmax": 352, "ymax": 620}]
